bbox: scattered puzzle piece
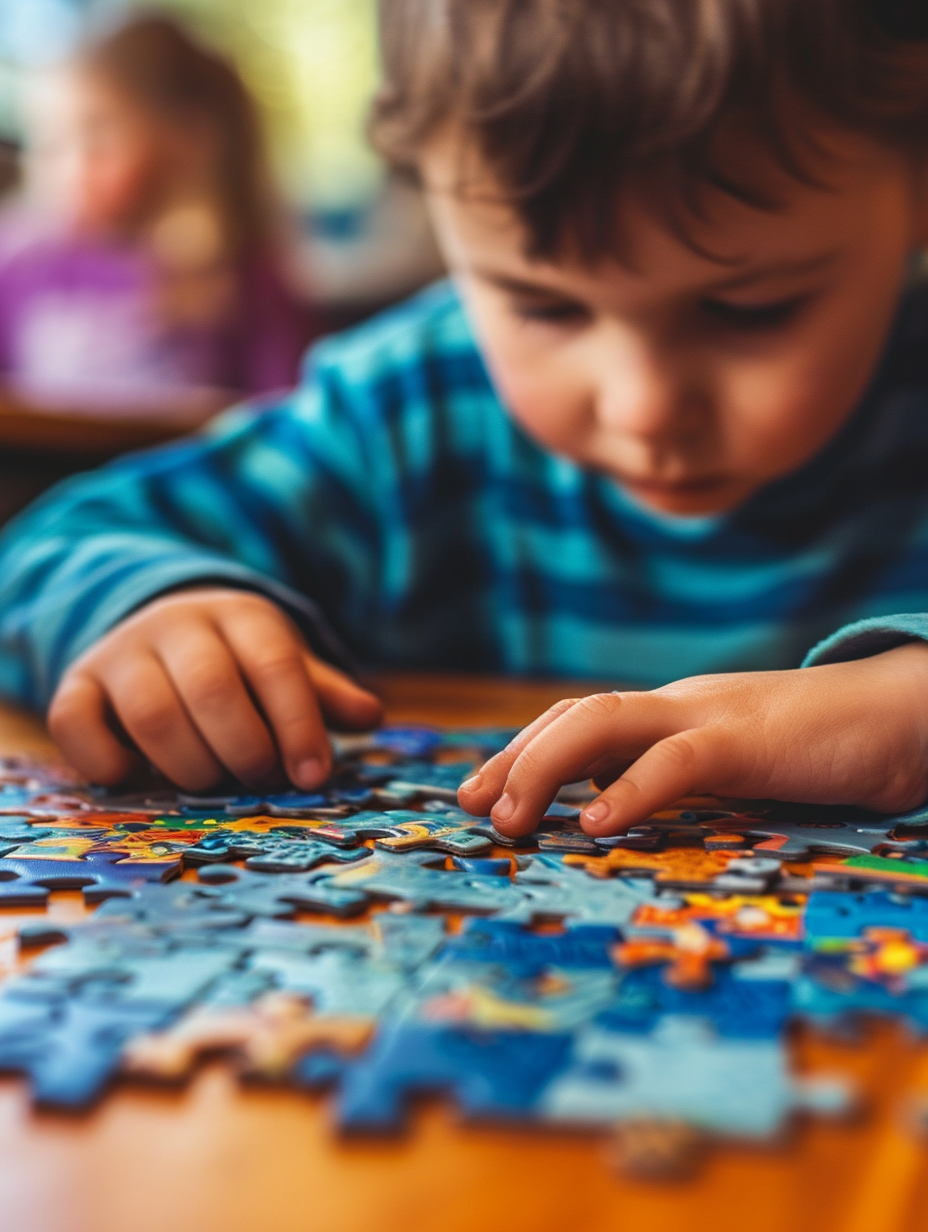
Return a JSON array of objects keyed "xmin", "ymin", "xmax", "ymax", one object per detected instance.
[
  {"xmin": 122, "ymin": 992, "xmax": 372, "ymax": 1083},
  {"xmin": 336, "ymin": 1021, "xmax": 575, "ymax": 1130},
  {"xmin": 0, "ymin": 852, "xmax": 179, "ymax": 907},
  {"xmin": 538, "ymin": 1016, "xmax": 850, "ymax": 1138}
]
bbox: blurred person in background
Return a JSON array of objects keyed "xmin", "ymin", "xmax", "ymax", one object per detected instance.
[{"xmin": 0, "ymin": 14, "xmax": 312, "ymax": 416}]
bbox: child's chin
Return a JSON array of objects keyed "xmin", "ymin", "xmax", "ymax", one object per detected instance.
[{"xmin": 621, "ymin": 479, "xmax": 748, "ymax": 517}]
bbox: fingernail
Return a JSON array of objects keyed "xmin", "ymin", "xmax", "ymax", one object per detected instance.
[
  {"xmin": 581, "ymin": 800, "xmax": 610, "ymax": 826},
  {"xmin": 460, "ymin": 774, "xmax": 483, "ymax": 793},
  {"xmin": 296, "ymin": 757, "xmax": 325, "ymax": 788},
  {"xmin": 491, "ymin": 793, "xmax": 515, "ymax": 822}
]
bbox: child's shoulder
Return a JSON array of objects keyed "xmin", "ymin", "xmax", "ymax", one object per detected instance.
[{"xmin": 300, "ymin": 279, "xmax": 487, "ymax": 395}]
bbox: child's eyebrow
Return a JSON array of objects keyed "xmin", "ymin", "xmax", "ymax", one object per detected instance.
[
  {"xmin": 705, "ymin": 250, "xmax": 843, "ymax": 292},
  {"xmin": 467, "ymin": 268, "xmax": 584, "ymax": 299},
  {"xmin": 465, "ymin": 250, "xmax": 842, "ymax": 301}
]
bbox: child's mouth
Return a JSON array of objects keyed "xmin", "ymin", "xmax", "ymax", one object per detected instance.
[{"xmin": 620, "ymin": 474, "xmax": 729, "ymax": 496}]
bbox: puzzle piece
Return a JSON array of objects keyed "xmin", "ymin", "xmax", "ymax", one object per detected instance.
[
  {"xmin": 614, "ymin": 923, "xmax": 733, "ymax": 990},
  {"xmin": 247, "ymin": 940, "xmax": 413, "ymax": 1017},
  {"xmin": 409, "ymin": 959, "xmax": 617, "ymax": 1034},
  {"xmin": 194, "ymin": 864, "xmax": 371, "ymax": 919},
  {"xmin": 804, "ymin": 890, "xmax": 928, "ymax": 944},
  {"xmin": 0, "ymin": 996, "xmax": 170, "ymax": 1108},
  {"xmin": 538, "ymin": 1016, "xmax": 849, "ymax": 1138},
  {"xmin": 792, "ymin": 960, "xmax": 928, "ymax": 1033},
  {"xmin": 335, "ymin": 1021, "xmax": 575, "ymax": 1130},
  {"xmin": 591, "ymin": 805, "xmax": 917, "ymax": 862},
  {"xmin": 441, "ymin": 918, "xmax": 619, "ymax": 972},
  {"xmin": 505, "ymin": 855, "xmax": 660, "ymax": 929},
  {"xmin": 122, "ymin": 992, "xmax": 372, "ymax": 1083},
  {"xmin": 0, "ymin": 852, "xmax": 179, "ymax": 907},
  {"xmin": 297, "ymin": 809, "xmax": 493, "ymax": 856},
  {"xmin": 321, "ymin": 850, "xmax": 526, "ymax": 915},
  {"xmin": 812, "ymin": 853, "xmax": 928, "ymax": 888},
  {"xmin": 842, "ymin": 929, "xmax": 928, "ymax": 989},
  {"xmin": 596, "ymin": 957, "xmax": 795, "ymax": 1038},
  {"xmin": 181, "ymin": 829, "xmax": 370, "ymax": 872},
  {"xmin": 567, "ymin": 846, "xmax": 738, "ymax": 882},
  {"xmin": 629, "ymin": 892, "xmax": 805, "ymax": 946}
]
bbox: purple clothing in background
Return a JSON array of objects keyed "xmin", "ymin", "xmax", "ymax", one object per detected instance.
[{"xmin": 0, "ymin": 216, "xmax": 312, "ymax": 414}]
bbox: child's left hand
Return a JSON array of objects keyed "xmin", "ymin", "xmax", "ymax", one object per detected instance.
[{"xmin": 457, "ymin": 643, "xmax": 928, "ymax": 838}]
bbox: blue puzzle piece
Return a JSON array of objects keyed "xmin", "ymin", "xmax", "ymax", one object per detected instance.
[
  {"xmin": 538, "ymin": 1016, "xmax": 846, "ymax": 1138},
  {"xmin": 195, "ymin": 864, "xmax": 371, "ymax": 918},
  {"xmin": 596, "ymin": 961, "xmax": 792, "ymax": 1038},
  {"xmin": 181, "ymin": 829, "xmax": 369, "ymax": 872},
  {"xmin": 0, "ymin": 852, "xmax": 179, "ymax": 907},
  {"xmin": 373, "ymin": 727, "xmax": 445, "ymax": 758},
  {"xmin": 0, "ymin": 996, "xmax": 170, "ymax": 1108},
  {"xmin": 505, "ymin": 855, "xmax": 658, "ymax": 929},
  {"xmin": 440, "ymin": 918, "xmax": 619, "ymax": 973},
  {"xmin": 320, "ymin": 850, "xmax": 526, "ymax": 915},
  {"xmin": 792, "ymin": 961, "xmax": 928, "ymax": 1033},
  {"xmin": 804, "ymin": 890, "xmax": 928, "ymax": 943},
  {"xmin": 336, "ymin": 1021, "xmax": 574, "ymax": 1130},
  {"xmin": 450, "ymin": 857, "xmax": 512, "ymax": 877}
]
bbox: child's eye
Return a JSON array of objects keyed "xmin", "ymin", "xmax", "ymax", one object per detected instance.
[
  {"xmin": 699, "ymin": 295, "xmax": 807, "ymax": 331},
  {"xmin": 511, "ymin": 299, "xmax": 590, "ymax": 325}
]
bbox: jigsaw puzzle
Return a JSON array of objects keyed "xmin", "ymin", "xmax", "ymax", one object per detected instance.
[{"xmin": 2, "ymin": 725, "xmax": 928, "ymax": 1176}]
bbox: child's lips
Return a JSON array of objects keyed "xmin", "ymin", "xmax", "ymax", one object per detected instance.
[{"xmin": 620, "ymin": 473, "xmax": 730, "ymax": 496}]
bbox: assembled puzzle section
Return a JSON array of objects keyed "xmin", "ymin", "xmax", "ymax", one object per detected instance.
[{"xmin": 2, "ymin": 729, "xmax": 928, "ymax": 1176}]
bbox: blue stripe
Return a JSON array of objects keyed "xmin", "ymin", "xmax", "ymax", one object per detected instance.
[{"xmin": 2, "ymin": 277, "xmax": 928, "ymax": 708}]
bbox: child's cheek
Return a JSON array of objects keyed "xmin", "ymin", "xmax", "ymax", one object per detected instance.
[{"xmin": 494, "ymin": 364, "xmax": 595, "ymax": 455}]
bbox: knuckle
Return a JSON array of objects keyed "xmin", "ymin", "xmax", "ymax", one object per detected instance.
[
  {"xmin": 248, "ymin": 649, "xmax": 304, "ymax": 684},
  {"xmin": 577, "ymin": 692, "xmax": 621, "ymax": 721},
  {"xmin": 661, "ymin": 730, "xmax": 706, "ymax": 772},
  {"xmin": 511, "ymin": 742, "xmax": 547, "ymax": 784},
  {"xmin": 546, "ymin": 696, "xmax": 582, "ymax": 719},
  {"xmin": 182, "ymin": 665, "xmax": 237, "ymax": 712},
  {"xmin": 121, "ymin": 696, "xmax": 175, "ymax": 743}
]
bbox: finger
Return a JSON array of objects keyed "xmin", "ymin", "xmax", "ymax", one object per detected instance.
[
  {"xmin": 219, "ymin": 608, "xmax": 331, "ymax": 790},
  {"xmin": 155, "ymin": 625, "xmax": 281, "ymax": 786},
  {"xmin": 106, "ymin": 653, "xmax": 224, "ymax": 790},
  {"xmin": 457, "ymin": 697, "xmax": 585, "ymax": 814},
  {"xmin": 487, "ymin": 691, "xmax": 673, "ymax": 836},
  {"xmin": 47, "ymin": 671, "xmax": 139, "ymax": 785},
  {"xmin": 579, "ymin": 727, "xmax": 739, "ymax": 835},
  {"xmin": 305, "ymin": 655, "xmax": 383, "ymax": 730}
]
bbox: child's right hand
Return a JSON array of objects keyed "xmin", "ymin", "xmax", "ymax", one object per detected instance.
[{"xmin": 47, "ymin": 588, "xmax": 383, "ymax": 791}]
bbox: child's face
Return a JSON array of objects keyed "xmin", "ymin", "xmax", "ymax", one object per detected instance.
[
  {"xmin": 26, "ymin": 68, "xmax": 181, "ymax": 234},
  {"xmin": 423, "ymin": 134, "xmax": 928, "ymax": 515}
]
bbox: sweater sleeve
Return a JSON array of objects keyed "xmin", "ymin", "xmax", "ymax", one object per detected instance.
[
  {"xmin": 0, "ymin": 361, "xmax": 384, "ymax": 711},
  {"xmin": 802, "ymin": 613, "xmax": 928, "ymax": 667}
]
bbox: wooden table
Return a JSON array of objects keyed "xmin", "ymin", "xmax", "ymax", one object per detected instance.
[
  {"xmin": 0, "ymin": 676, "xmax": 926, "ymax": 1232},
  {"xmin": 0, "ymin": 387, "xmax": 224, "ymax": 528}
]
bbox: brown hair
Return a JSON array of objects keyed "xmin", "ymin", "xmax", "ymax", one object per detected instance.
[
  {"xmin": 370, "ymin": 0, "xmax": 928, "ymax": 261},
  {"xmin": 79, "ymin": 14, "xmax": 273, "ymax": 254}
]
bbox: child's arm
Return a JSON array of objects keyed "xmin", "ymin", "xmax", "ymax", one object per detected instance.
[
  {"xmin": 0, "ymin": 349, "xmax": 391, "ymax": 788},
  {"xmin": 48, "ymin": 587, "xmax": 380, "ymax": 790},
  {"xmin": 459, "ymin": 642, "xmax": 928, "ymax": 836}
]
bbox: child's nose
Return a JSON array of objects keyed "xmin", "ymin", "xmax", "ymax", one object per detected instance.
[{"xmin": 596, "ymin": 335, "xmax": 704, "ymax": 439}]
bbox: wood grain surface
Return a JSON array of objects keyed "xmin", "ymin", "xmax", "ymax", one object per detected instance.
[{"xmin": 0, "ymin": 677, "xmax": 926, "ymax": 1232}]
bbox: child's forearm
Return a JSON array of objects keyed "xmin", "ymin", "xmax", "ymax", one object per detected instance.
[{"xmin": 0, "ymin": 395, "xmax": 365, "ymax": 710}]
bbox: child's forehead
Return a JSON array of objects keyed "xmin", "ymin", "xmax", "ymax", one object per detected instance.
[{"xmin": 422, "ymin": 129, "xmax": 911, "ymax": 296}]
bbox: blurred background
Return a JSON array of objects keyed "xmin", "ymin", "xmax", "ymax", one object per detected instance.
[{"xmin": 0, "ymin": 0, "xmax": 444, "ymax": 522}]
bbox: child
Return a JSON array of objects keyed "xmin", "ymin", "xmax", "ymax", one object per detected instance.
[
  {"xmin": 0, "ymin": 15, "xmax": 309, "ymax": 411},
  {"xmin": 0, "ymin": 0, "xmax": 927, "ymax": 843}
]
